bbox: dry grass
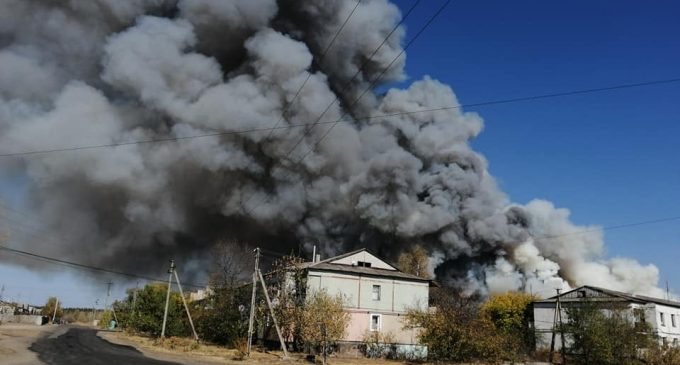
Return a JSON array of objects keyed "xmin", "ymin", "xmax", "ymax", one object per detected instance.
[{"xmin": 100, "ymin": 331, "xmax": 432, "ymax": 365}]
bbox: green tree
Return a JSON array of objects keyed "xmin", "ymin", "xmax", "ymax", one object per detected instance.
[
  {"xmin": 480, "ymin": 291, "xmax": 537, "ymax": 353},
  {"xmin": 194, "ymin": 241, "xmax": 252, "ymax": 346},
  {"xmin": 404, "ymin": 290, "xmax": 516, "ymax": 363},
  {"xmin": 41, "ymin": 297, "xmax": 63, "ymax": 319},
  {"xmin": 562, "ymin": 300, "xmax": 653, "ymax": 365},
  {"xmin": 266, "ymin": 253, "xmax": 306, "ymax": 350},
  {"xmin": 300, "ymin": 290, "xmax": 350, "ymax": 365},
  {"xmin": 116, "ymin": 283, "xmax": 190, "ymax": 337},
  {"xmin": 397, "ymin": 245, "xmax": 430, "ymax": 279}
]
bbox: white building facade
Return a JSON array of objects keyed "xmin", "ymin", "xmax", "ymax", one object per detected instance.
[
  {"xmin": 302, "ymin": 249, "xmax": 430, "ymax": 358},
  {"xmin": 533, "ymin": 285, "xmax": 680, "ymax": 349}
]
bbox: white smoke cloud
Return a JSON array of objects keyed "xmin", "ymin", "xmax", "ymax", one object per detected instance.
[{"xmin": 0, "ymin": 0, "xmax": 663, "ymax": 297}]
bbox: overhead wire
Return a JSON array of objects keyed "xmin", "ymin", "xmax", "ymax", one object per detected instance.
[
  {"xmin": 277, "ymin": 0, "xmax": 424, "ymax": 159},
  {"xmin": 262, "ymin": 0, "xmax": 363, "ymax": 141},
  {"xmin": 534, "ymin": 215, "xmax": 680, "ymax": 240},
  {"xmin": 0, "ymin": 244, "xmax": 207, "ymax": 289},
  {"xmin": 0, "ymin": 77, "xmax": 677, "ymax": 158},
  {"xmin": 243, "ymin": 0, "xmax": 449, "ymax": 215}
]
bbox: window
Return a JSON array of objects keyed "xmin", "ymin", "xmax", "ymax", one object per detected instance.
[
  {"xmin": 660, "ymin": 312, "xmax": 666, "ymax": 326},
  {"xmin": 672, "ymin": 314, "xmax": 677, "ymax": 328},
  {"xmin": 370, "ymin": 314, "xmax": 381, "ymax": 331},
  {"xmin": 577, "ymin": 290, "xmax": 587, "ymax": 298},
  {"xmin": 634, "ymin": 308, "xmax": 646, "ymax": 324},
  {"xmin": 358, "ymin": 261, "xmax": 372, "ymax": 268},
  {"xmin": 674, "ymin": 338, "xmax": 679, "ymax": 347},
  {"xmin": 372, "ymin": 285, "xmax": 381, "ymax": 301}
]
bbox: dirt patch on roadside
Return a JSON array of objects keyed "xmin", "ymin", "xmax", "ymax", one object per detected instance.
[{"xmin": 0, "ymin": 323, "xmax": 58, "ymax": 365}]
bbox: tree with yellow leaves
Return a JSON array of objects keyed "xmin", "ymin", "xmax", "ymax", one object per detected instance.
[
  {"xmin": 300, "ymin": 290, "xmax": 349, "ymax": 365},
  {"xmin": 480, "ymin": 291, "xmax": 537, "ymax": 353},
  {"xmin": 397, "ymin": 245, "xmax": 430, "ymax": 279}
]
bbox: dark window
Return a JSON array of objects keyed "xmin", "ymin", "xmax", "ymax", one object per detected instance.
[
  {"xmin": 370, "ymin": 314, "xmax": 381, "ymax": 331},
  {"xmin": 357, "ymin": 261, "xmax": 372, "ymax": 268}
]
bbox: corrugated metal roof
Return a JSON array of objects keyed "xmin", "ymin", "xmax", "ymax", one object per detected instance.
[{"xmin": 535, "ymin": 285, "xmax": 680, "ymax": 309}]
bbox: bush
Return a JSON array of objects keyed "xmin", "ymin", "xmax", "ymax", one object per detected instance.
[
  {"xmin": 404, "ymin": 290, "xmax": 517, "ymax": 364},
  {"xmin": 299, "ymin": 290, "xmax": 350, "ymax": 365},
  {"xmin": 359, "ymin": 331, "xmax": 396, "ymax": 358},
  {"xmin": 115, "ymin": 284, "xmax": 191, "ymax": 337},
  {"xmin": 232, "ymin": 337, "xmax": 248, "ymax": 360},
  {"xmin": 562, "ymin": 301, "xmax": 653, "ymax": 365},
  {"xmin": 193, "ymin": 286, "xmax": 250, "ymax": 345},
  {"xmin": 480, "ymin": 291, "xmax": 537, "ymax": 354},
  {"xmin": 643, "ymin": 343, "xmax": 680, "ymax": 365}
]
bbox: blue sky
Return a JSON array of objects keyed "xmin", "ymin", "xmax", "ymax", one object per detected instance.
[
  {"xmin": 1, "ymin": 0, "xmax": 680, "ymax": 307},
  {"xmin": 392, "ymin": 0, "xmax": 680, "ymax": 288}
]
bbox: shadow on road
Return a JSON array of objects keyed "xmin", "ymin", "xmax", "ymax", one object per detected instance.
[{"xmin": 30, "ymin": 326, "xmax": 181, "ymax": 365}]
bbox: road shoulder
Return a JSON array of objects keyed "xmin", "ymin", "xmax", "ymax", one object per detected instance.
[{"xmin": 0, "ymin": 323, "xmax": 58, "ymax": 365}]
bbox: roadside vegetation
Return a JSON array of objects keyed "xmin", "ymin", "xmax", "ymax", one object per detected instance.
[{"xmin": 98, "ymin": 246, "xmax": 680, "ymax": 364}]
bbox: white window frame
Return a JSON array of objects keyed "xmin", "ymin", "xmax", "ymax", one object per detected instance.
[
  {"xmin": 660, "ymin": 312, "xmax": 666, "ymax": 326},
  {"xmin": 370, "ymin": 313, "xmax": 382, "ymax": 332},
  {"xmin": 372, "ymin": 285, "xmax": 381, "ymax": 301}
]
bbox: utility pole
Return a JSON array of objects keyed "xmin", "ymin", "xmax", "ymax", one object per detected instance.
[
  {"xmin": 247, "ymin": 248, "xmax": 260, "ymax": 357},
  {"xmin": 92, "ymin": 299, "xmax": 99, "ymax": 324},
  {"xmin": 258, "ymin": 267, "xmax": 289, "ymax": 358},
  {"xmin": 104, "ymin": 281, "xmax": 112, "ymax": 310},
  {"xmin": 161, "ymin": 259, "xmax": 175, "ymax": 338},
  {"xmin": 51, "ymin": 297, "xmax": 59, "ymax": 324},
  {"xmin": 549, "ymin": 289, "xmax": 567, "ymax": 364},
  {"xmin": 159, "ymin": 260, "xmax": 199, "ymax": 341},
  {"xmin": 132, "ymin": 281, "xmax": 139, "ymax": 318},
  {"xmin": 173, "ymin": 268, "xmax": 199, "ymax": 341}
]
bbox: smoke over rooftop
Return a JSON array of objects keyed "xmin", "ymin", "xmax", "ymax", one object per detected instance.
[{"xmin": 0, "ymin": 0, "xmax": 664, "ymax": 297}]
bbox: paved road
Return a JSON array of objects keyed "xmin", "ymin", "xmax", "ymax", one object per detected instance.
[{"xmin": 29, "ymin": 326, "xmax": 181, "ymax": 365}]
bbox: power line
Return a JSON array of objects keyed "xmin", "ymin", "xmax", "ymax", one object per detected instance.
[
  {"xmin": 0, "ymin": 0, "xmax": 419, "ymax": 159},
  {"xmin": 276, "ymin": 0, "xmax": 425, "ymax": 160},
  {"xmin": 534, "ymin": 215, "xmax": 680, "ymax": 241},
  {"xmin": 294, "ymin": 0, "xmax": 453, "ymax": 164},
  {"xmin": 262, "ymin": 0, "xmax": 363, "ymax": 141},
  {"xmin": 0, "ymin": 76, "xmax": 677, "ymax": 158},
  {"xmin": 0, "ymin": 244, "xmax": 207, "ymax": 289},
  {"xmin": 244, "ymin": 0, "xmax": 450, "ymax": 215}
]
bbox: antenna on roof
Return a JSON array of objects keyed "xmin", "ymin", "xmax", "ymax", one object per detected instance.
[{"xmin": 667, "ymin": 280, "xmax": 671, "ymax": 301}]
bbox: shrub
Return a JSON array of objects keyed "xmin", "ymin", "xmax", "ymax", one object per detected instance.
[{"xmin": 359, "ymin": 330, "xmax": 396, "ymax": 358}]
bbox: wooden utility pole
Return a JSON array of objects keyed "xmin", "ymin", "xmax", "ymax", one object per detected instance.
[{"xmin": 247, "ymin": 248, "xmax": 260, "ymax": 357}]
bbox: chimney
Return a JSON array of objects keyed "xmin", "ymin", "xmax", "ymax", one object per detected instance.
[
  {"xmin": 312, "ymin": 245, "xmax": 316, "ymax": 263},
  {"xmin": 315, "ymin": 254, "xmax": 321, "ymax": 263}
]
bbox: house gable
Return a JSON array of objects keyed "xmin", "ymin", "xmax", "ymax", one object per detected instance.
[{"xmin": 325, "ymin": 249, "xmax": 397, "ymax": 270}]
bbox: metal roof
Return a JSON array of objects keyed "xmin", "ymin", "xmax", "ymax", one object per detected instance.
[
  {"xmin": 307, "ymin": 262, "xmax": 429, "ymax": 282},
  {"xmin": 535, "ymin": 285, "xmax": 680, "ymax": 309},
  {"xmin": 301, "ymin": 248, "xmax": 430, "ymax": 282}
]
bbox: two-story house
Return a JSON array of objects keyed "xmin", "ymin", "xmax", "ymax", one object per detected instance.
[
  {"xmin": 299, "ymin": 248, "xmax": 431, "ymax": 358},
  {"xmin": 533, "ymin": 285, "xmax": 680, "ymax": 349}
]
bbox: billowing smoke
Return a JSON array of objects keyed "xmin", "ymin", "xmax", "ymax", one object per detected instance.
[{"xmin": 0, "ymin": 0, "xmax": 664, "ymax": 297}]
